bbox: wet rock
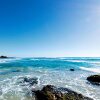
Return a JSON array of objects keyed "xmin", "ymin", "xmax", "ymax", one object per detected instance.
[
  {"xmin": 70, "ymin": 69, "xmax": 75, "ymax": 71},
  {"xmin": 33, "ymin": 85, "xmax": 93, "ymax": 100},
  {"xmin": 87, "ymin": 75, "xmax": 100, "ymax": 85},
  {"xmin": 18, "ymin": 76, "xmax": 38, "ymax": 86}
]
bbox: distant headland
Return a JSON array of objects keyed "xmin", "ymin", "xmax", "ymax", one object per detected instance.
[{"xmin": 0, "ymin": 56, "xmax": 8, "ymax": 58}]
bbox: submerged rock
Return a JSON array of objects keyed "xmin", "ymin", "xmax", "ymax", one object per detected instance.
[
  {"xmin": 33, "ymin": 85, "xmax": 93, "ymax": 100},
  {"xmin": 0, "ymin": 69, "xmax": 21, "ymax": 75},
  {"xmin": 12, "ymin": 69, "xmax": 21, "ymax": 72},
  {"xmin": 24, "ymin": 77, "xmax": 38, "ymax": 85},
  {"xmin": 87, "ymin": 75, "xmax": 100, "ymax": 85},
  {"xmin": 18, "ymin": 76, "xmax": 38, "ymax": 86}
]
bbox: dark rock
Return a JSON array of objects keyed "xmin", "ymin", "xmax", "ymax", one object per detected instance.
[
  {"xmin": 87, "ymin": 75, "xmax": 100, "ymax": 85},
  {"xmin": 33, "ymin": 85, "xmax": 93, "ymax": 100},
  {"xmin": 70, "ymin": 69, "xmax": 75, "ymax": 71},
  {"xmin": 18, "ymin": 76, "xmax": 38, "ymax": 86},
  {"xmin": 0, "ymin": 56, "xmax": 8, "ymax": 58}
]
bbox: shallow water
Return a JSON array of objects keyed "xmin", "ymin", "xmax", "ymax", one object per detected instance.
[{"xmin": 0, "ymin": 57, "xmax": 100, "ymax": 100}]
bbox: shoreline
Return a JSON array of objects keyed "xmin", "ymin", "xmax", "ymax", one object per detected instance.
[{"xmin": 0, "ymin": 57, "xmax": 100, "ymax": 100}]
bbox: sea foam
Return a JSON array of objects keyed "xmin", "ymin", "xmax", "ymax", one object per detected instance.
[{"xmin": 80, "ymin": 67, "xmax": 100, "ymax": 73}]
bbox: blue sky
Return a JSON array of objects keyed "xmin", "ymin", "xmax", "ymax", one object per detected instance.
[{"xmin": 0, "ymin": 0, "xmax": 100, "ymax": 57}]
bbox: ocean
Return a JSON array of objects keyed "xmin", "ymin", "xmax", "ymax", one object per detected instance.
[{"xmin": 0, "ymin": 57, "xmax": 100, "ymax": 100}]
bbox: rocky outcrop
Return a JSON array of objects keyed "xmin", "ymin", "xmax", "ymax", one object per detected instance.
[
  {"xmin": 33, "ymin": 85, "xmax": 93, "ymax": 100},
  {"xmin": 87, "ymin": 75, "xmax": 100, "ymax": 85},
  {"xmin": 0, "ymin": 56, "xmax": 8, "ymax": 58}
]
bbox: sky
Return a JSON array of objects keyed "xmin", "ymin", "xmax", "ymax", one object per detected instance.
[{"xmin": 0, "ymin": 0, "xmax": 100, "ymax": 57}]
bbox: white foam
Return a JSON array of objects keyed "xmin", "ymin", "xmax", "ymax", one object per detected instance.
[
  {"xmin": 64, "ymin": 60, "xmax": 100, "ymax": 65},
  {"xmin": 0, "ymin": 69, "xmax": 100, "ymax": 100},
  {"xmin": 90, "ymin": 61, "xmax": 100, "ymax": 64},
  {"xmin": 31, "ymin": 58, "xmax": 40, "ymax": 61},
  {"xmin": 0, "ymin": 58, "xmax": 22, "ymax": 63},
  {"xmin": 64, "ymin": 60, "xmax": 87, "ymax": 63},
  {"xmin": 80, "ymin": 67, "xmax": 100, "ymax": 73}
]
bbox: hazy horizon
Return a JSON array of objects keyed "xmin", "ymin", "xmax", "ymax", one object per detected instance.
[{"xmin": 0, "ymin": 0, "xmax": 100, "ymax": 57}]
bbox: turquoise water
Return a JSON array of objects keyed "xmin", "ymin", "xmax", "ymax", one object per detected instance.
[{"xmin": 0, "ymin": 57, "xmax": 100, "ymax": 100}]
